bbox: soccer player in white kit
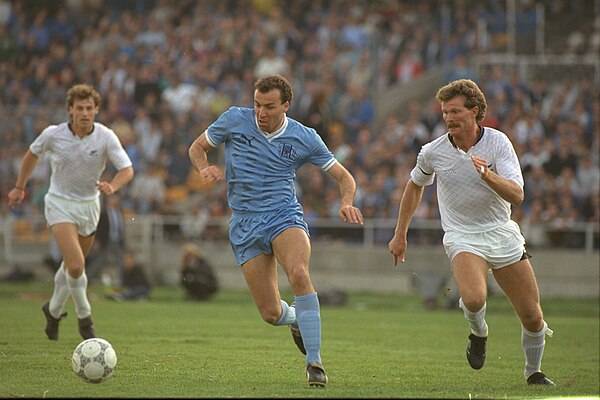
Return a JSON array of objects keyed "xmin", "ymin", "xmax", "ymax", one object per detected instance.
[
  {"xmin": 388, "ymin": 79, "xmax": 555, "ymax": 386},
  {"xmin": 8, "ymin": 84, "xmax": 134, "ymax": 341}
]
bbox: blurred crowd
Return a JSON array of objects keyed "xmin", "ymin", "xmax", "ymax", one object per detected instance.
[{"xmin": 0, "ymin": 0, "xmax": 598, "ymax": 248}]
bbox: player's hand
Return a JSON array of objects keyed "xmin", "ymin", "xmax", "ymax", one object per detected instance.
[
  {"xmin": 199, "ymin": 165, "xmax": 224, "ymax": 184},
  {"xmin": 388, "ymin": 233, "xmax": 407, "ymax": 267},
  {"xmin": 471, "ymin": 155, "xmax": 487, "ymax": 178},
  {"xmin": 7, "ymin": 188, "xmax": 25, "ymax": 209},
  {"xmin": 97, "ymin": 181, "xmax": 116, "ymax": 195},
  {"xmin": 338, "ymin": 205, "xmax": 364, "ymax": 225}
]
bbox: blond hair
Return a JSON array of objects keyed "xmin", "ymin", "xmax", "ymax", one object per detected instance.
[
  {"xmin": 181, "ymin": 243, "xmax": 203, "ymax": 264},
  {"xmin": 66, "ymin": 84, "xmax": 101, "ymax": 109},
  {"xmin": 436, "ymin": 79, "xmax": 487, "ymax": 123}
]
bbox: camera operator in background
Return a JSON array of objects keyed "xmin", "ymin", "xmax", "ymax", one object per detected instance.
[{"xmin": 180, "ymin": 243, "xmax": 219, "ymax": 302}]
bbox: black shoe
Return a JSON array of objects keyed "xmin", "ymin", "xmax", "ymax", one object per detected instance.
[
  {"xmin": 466, "ymin": 333, "xmax": 487, "ymax": 370},
  {"xmin": 306, "ymin": 361, "xmax": 328, "ymax": 387},
  {"xmin": 527, "ymin": 372, "xmax": 556, "ymax": 386},
  {"xmin": 42, "ymin": 302, "xmax": 67, "ymax": 341},
  {"xmin": 78, "ymin": 316, "xmax": 96, "ymax": 339},
  {"xmin": 290, "ymin": 324, "xmax": 306, "ymax": 355}
]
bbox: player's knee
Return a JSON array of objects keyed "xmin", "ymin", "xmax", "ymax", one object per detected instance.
[
  {"xmin": 286, "ymin": 266, "xmax": 311, "ymax": 290},
  {"xmin": 461, "ymin": 296, "xmax": 486, "ymax": 312},
  {"xmin": 259, "ymin": 305, "xmax": 281, "ymax": 325},
  {"xmin": 66, "ymin": 265, "xmax": 85, "ymax": 279},
  {"xmin": 520, "ymin": 310, "xmax": 544, "ymax": 332}
]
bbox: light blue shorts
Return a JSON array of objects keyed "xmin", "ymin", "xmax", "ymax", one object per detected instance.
[
  {"xmin": 44, "ymin": 193, "xmax": 101, "ymax": 237},
  {"xmin": 229, "ymin": 204, "xmax": 309, "ymax": 266},
  {"xmin": 442, "ymin": 220, "xmax": 527, "ymax": 269}
]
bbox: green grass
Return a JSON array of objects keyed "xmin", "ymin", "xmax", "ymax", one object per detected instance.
[{"xmin": 0, "ymin": 282, "xmax": 598, "ymax": 399}]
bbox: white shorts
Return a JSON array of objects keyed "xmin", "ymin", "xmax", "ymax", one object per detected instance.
[
  {"xmin": 442, "ymin": 220, "xmax": 527, "ymax": 269},
  {"xmin": 44, "ymin": 193, "xmax": 101, "ymax": 237}
]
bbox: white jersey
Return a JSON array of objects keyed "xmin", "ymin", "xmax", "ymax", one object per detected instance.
[
  {"xmin": 30, "ymin": 122, "xmax": 132, "ymax": 201},
  {"xmin": 410, "ymin": 126, "xmax": 524, "ymax": 234}
]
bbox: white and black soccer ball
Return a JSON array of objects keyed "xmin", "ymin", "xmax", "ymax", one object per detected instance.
[{"xmin": 72, "ymin": 338, "xmax": 117, "ymax": 384}]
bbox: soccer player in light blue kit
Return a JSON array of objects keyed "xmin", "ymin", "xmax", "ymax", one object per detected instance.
[{"xmin": 189, "ymin": 75, "xmax": 363, "ymax": 387}]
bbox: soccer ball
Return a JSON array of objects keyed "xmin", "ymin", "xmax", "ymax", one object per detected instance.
[{"xmin": 72, "ymin": 338, "xmax": 117, "ymax": 384}]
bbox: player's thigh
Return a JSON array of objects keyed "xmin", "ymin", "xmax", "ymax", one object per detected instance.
[
  {"xmin": 79, "ymin": 233, "xmax": 96, "ymax": 258},
  {"xmin": 492, "ymin": 259, "xmax": 543, "ymax": 329},
  {"xmin": 272, "ymin": 227, "xmax": 314, "ymax": 294},
  {"xmin": 272, "ymin": 227, "xmax": 311, "ymax": 269},
  {"xmin": 51, "ymin": 223, "xmax": 86, "ymax": 267},
  {"xmin": 241, "ymin": 252, "xmax": 280, "ymax": 310},
  {"xmin": 451, "ymin": 252, "xmax": 489, "ymax": 306}
]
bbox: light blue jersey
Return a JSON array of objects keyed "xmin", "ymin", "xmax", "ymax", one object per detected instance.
[
  {"xmin": 205, "ymin": 107, "xmax": 336, "ymax": 214},
  {"xmin": 207, "ymin": 106, "xmax": 329, "ymax": 365}
]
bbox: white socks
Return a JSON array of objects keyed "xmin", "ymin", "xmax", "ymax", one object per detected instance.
[
  {"xmin": 459, "ymin": 297, "xmax": 489, "ymax": 337},
  {"xmin": 275, "ymin": 300, "xmax": 297, "ymax": 326},
  {"xmin": 49, "ymin": 264, "xmax": 92, "ymax": 319},
  {"xmin": 459, "ymin": 297, "xmax": 552, "ymax": 379},
  {"xmin": 48, "ymin": 263, "xmax": 70, "ymax": 318},
  {"xmin": 66, "ymin": 271, "xmax": 92, "ymax": 319},
  {"xmin": 522, "ymin": 320, "xmax": 553, "ymax": 379}
]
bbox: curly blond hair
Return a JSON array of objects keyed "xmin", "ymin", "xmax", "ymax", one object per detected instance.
[
  {"xmin": 436, "ymin": 79, "xmax": 487, "ymax": 123},
  {"xmin": 66, "ymin": 84, "xmax": 101, "ymax": 109}
]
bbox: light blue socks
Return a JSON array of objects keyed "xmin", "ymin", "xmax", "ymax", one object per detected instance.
[{"xmin": 294, "ymin": 292, "xmax": 322, "ymax": 364}]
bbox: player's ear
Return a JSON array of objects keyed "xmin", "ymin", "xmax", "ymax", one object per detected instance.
[{"xmin": 282, "ymin": 101, "xmax": 290, "ymax": 112}]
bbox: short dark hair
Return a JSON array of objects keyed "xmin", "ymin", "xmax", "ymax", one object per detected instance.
[
  {"xmin": 254, "ymin": 75, "xmax": 293, "ymax": 105},
  {"xmin": 436, "ymin": 79, "xmax": 487, "ymax": 122},
  {"xmin": 66, "ymin": 84, "xmax": 101, "ymax": 109}
]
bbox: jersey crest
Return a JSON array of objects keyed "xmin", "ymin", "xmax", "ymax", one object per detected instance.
[{"xmin": 279, "ymin": 143, "xmax": 296, "ymax": 160}]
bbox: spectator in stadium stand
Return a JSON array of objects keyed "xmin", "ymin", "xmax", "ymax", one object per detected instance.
[
  {"xmin": 0, "ymin": 0, "xmax": 596, "ymax": 241},
  {"xmin": 7, "ymin": 84, "xmax": 134, "ymax": 341},
  {"xmin": 388, "ymin": 79, "xmax": 555, "ymax": 386},
  {"xmin": 106, "ymin": 249, "xmax": 151, "ymax": 301},
  {"xmin": 188, "ymin": 74, "xmax": 363, "ymax": 387},
  {"xmin": 179, "ymin": 242, "xmax": 218, "ymax": 302}
]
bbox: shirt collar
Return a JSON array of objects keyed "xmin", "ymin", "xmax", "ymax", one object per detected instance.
[
  {"xmin": 68, "ymin": 122, "xmax": 95, "ymax": 137},
  {"xmin": 448, "ymin": 125, "xmax": 484, "ymax": 149},
  {"xmin": 255, "ymin": 114, "xmax": 289, "ymax": 141}
]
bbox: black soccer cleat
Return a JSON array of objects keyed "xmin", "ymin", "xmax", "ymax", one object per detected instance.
[
  {"xmin": 466, "ymin": 333, "xmax": 487, "ymax": 370},
  {"xmin": 306, "ymin": 361, "xmax": 328, "ymax": 387},
  {"xmin": 78, "ymin": 315, "xmax": 96, "ymax": 340},
  {"xmin": 42, "ymin": 302, "xmax": 67, "ymax": 341},
  {"xmin": 290, "ymin": 323, "xmax": 306, "ymax": 355},
  {"xmin": 527, "ymin": 372, "xmax": 556, "ymax": 386}
]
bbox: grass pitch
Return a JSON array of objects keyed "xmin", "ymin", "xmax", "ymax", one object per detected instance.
[{"xmin": 0, "ymin": 282, "xmax": 598, "ymax": 399}]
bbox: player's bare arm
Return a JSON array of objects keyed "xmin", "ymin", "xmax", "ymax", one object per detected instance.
[
  {"xmin": 188, "ymin": 131, "xmax": 224, "ymax": 184},
  {"xmin": 97, "ymin": 166, "xmax": 134, "ymax": 196},
  {"xmin": 8, "ymin": 149, "xmax": 39, "ymax": 208},
  {"xmin": 471, "ymin": 155, "xmax": 524, "ymax": 205},
  {"xmin": 389, "ymin": 180, "xmax": 424, "ymax": 266},
  {"xmin": 326, "ymin": 162, "xmax": 364, "ymax": 225}
]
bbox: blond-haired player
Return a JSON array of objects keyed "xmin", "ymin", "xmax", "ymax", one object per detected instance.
[
  {"xmin": 389, "ymin": 79, "xmax": 554, "ymax": 386},
  {"xmin": 8, "ymin": 84, "xmax": 134, "ymax": 340}
]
